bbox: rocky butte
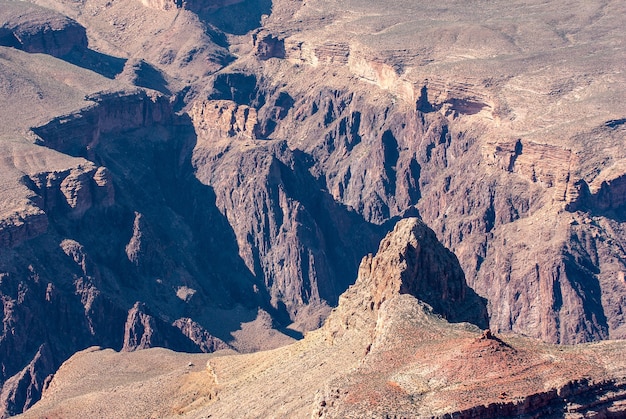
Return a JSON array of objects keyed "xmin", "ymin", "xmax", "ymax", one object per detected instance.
[{"xmin": 0, "ymin": 0, "xmax": 625, "ymax": 417}]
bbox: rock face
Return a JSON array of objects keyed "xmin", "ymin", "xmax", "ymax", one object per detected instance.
[
  {"xmin": 324, "ymin": 218, "xmax": 488, "ymax": 339},
  {"xmin": 0, "ymin": 53, "xmax": 384, "ymax": 417},
  {"xmin": 121, "ymin": 302, "xmax": 228, "ymax": 353},
  {"xmin": 0, "ymin": 344, "xmax": 55, "ymax": 417},
  {"xmin": 0, "ymin": 1, "xmax": 87, "ymax": 57},
  {"xmin": 214, "ymin": 58, "xmax": 623, "ymax": 345},
  {"xmin": 253, "ymin": 31, "xmax": 286, "ymax": 60},
  {"xmin": 235, "ymin": 0, "xmax": 626, "ymax": 348},
  {"xmin": 310, "ymin": 220, "xmax": 626, "ymax": 419},
  {"xmin": 190, "ymin": 126, "xmax": 386, "ymax": 330},
  {"xmin": 304, "ymin": 198, "xmax": 626, "ymax": 417},
  {"xmin": 0, "ymin": 90, "xmax": 253, "ymax": 417},
  {"xmin": 189, "ymin": 99, "xmax": 259, "ymax": 139}
]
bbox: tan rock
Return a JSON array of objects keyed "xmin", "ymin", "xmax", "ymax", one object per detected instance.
[{"xmin": 189, "ymin": 99, "xmax": 259, "ymax": 139}]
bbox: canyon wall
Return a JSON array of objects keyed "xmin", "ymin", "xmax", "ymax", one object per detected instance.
[
  {"xmin": 0, "ymin": 79, "xmax": 384, "ymax": 416},
  {"xmin": 0, "ymin": 1, "xmax": 87, "ymax": 57},
  {"xmin": 229, "ymin": 60, "xmax": 625, "ymax": 344}
]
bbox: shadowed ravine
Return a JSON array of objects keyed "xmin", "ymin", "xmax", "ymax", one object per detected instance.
[{"xmin": 0, "ymin": 87, "xmax": 385, "ymax": 416}]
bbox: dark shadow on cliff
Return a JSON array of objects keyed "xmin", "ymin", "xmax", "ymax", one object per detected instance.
[
  {"xmin": 269, "ymin": 147, "xmax": 390, "ymax": 309},
  {"xmin": 196, "ymin": 0, "xmax": 272, "ymax": 35},
  {"xmin": 566, "ymin": 179, "xmax": 626, "ymax": 223},
  {"xmin": 62, "ymin": 47, "xmax": 127, "ymax": 79},
  {"xmin": 81, "ymin": 112, "xmax": 273, "ymax": 343},
  {"xmin": 396, "ymin": 218, "xmax": 489, "ymax": 329},
  {"xmin": 0, "ymin": 234, "xmax": 129, "ymax": 416},
  {"xmin": 27, "ymin": 92, "xmax": 298, "ymax": 345},
  {"xmin": 3, "ymin": 100, "xmax": 280, "ymax": 414},
  {"xmin": 119, "ymin": 59, "xmax": 171, "ymax": 95}
]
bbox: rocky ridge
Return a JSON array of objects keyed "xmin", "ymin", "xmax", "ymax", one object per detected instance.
[
  {"xmin": 17, "ymin": 218, "xmax": 626, "ymax": 418},
  {"xmin": 201, "ymin": 219, "xmax": 626, "ymax": 418}
]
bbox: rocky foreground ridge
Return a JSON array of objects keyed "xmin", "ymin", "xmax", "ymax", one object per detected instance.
[
  {"xmin": 1, "ymin": 0, "xmax": 626, "ymax": 416},
  {"xmin": 18, "ymin": 219, "xmax": 626, "ymax": 418}
]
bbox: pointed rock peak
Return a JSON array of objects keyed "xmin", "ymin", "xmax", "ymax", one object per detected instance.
[
  {"xmin": 371, "ymin": 218, "xmax": 488, "ymax": 326},
  {"xmin": 327, "ymin": 218, "xmax": 488, "ymax": 337}
]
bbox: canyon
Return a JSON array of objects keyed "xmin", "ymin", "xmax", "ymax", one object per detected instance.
[{"xmin": 0, "ymin": 0, "xmax": 625, "ymax": 416}]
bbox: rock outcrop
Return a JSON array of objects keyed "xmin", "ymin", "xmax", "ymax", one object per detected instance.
[
  {"xmin": 324, "ymin": 218, "xmax": 488, "ymax": 340},
  {"xmin": 253, "ymin": 31, "xmax": 285, "ymax": 60},
  {"xmin": 0, "ymin": 1, "xmax": 87, "ymax": 57},
  {"xmin": 0, "ymin": 206, "xmax": 48, "ymax": 250},
  {"xmin": 121, "ymin": 302, "xmax": 229, "ymax": 353},
  {"xmin": 32, "ymin": 90, "xmax": 173, "ymax": 159},
  {"xmin": 189, "ymin": 99, "xmax": 259, "ymax": 139},
  {"xmin": 308, "ymin": 222, "xmax": 626, "ymax": 419},
  {"xmin": 0, "ymin": 344, "xmax": 55, "ymax": 418}
]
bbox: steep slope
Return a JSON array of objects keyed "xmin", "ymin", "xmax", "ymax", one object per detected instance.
[
  {"xmin": 188, "ymin": 98, "xmax": 387, "ymax": 330},
  {"xmin": 18, "ymin": 218, "xmax": 626, "ymax": 418}
]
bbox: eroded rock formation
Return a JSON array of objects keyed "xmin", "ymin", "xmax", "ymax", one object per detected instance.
[
  {"xmin": 324, "ymin": 218, "xmax": 488, "ymax": 341},
  {"xmin": 0, "ymin": 1, "xmax": 87, "ymax": 57},
  {"xmin": 1, "ymin": 0, "xmax": 626, "ymax": 416},
  {"xmin": 312, "ymin": 219, "xmax": 626, "ymax": 418}
]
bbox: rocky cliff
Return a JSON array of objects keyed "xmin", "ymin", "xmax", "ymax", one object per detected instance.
[
  {"xmin": 0, "ymin": 1, "xmax": 87, "ymax": 57},
  {"xmin": 1, "ymin": 0, "xmax": 626, "ymax": 416},
  {"xmin": 323, "ymin": 218, "xmax": 488, "ymax": 340},
  {"xmin": 314, "ymin": 219, "xmax": 626, "ymax": 418},
  {"xmin": 0, "ymin": 16, "xmax": 383, "ymax": 416},
  {"xmin": 211, "ymin": 55, "xmax": 625, "ymax": 345},
  {"xmin": 207, "ymin": 0, "xmax": 626, "ymax": 347}
]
